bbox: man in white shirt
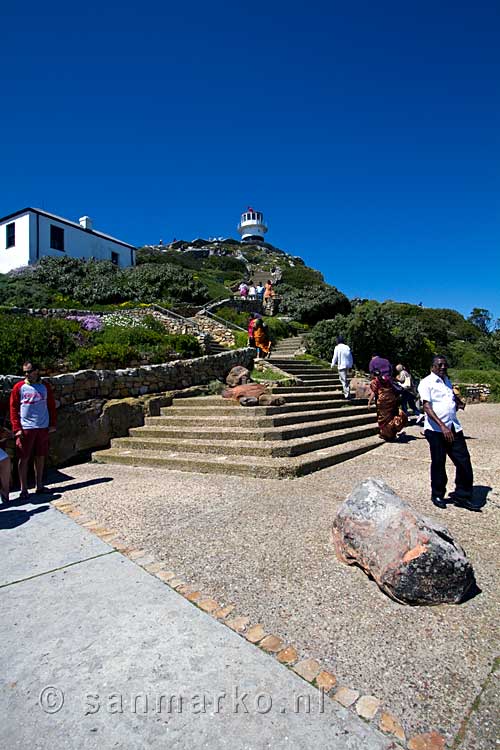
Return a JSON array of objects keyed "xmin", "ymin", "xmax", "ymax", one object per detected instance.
[
  {"xmin": 331, "ymin": 336, "xmax": 353, "ymax": 399},
  {"xmin": 418, "ymin": 355, "xmax": 475, "ymax": 510}
]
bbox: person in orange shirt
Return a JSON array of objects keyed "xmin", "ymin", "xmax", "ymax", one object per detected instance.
[{"xmin": 263, "ymin": 280, "xmax": 275, "ymax": 300}]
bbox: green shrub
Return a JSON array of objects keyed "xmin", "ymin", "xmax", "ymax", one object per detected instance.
[
  {"xmin": 448, "ymin": 341, "xmax": 496, "ymax": 370},
  {"xmin": 307, "ymin": 301, "xmax": 435, "ymax": 376},
  {"xmin": 233, "ymin": 331, "xmax": 249, "ymax": 348},
  {"xmin": 205, "ymin": 256, "xmax": 247, "ymax": 274},
  {"xmin": 448, "ymin": 369, "xmax": 500, "ymax": 402},
  {"xmin": 277, "ymin": 284, "xmax": 351, "ymax": 325},
  {"xmin": 12, "ymin": 256, "xmax": 210, "ymax": 308},
  {"xmin": 0, "ymin": 274, "xmax": 57, "ymax": 308},
  {"xmin": 163, "ymin": 334, "xmax": 202, "ymax": 358},
  {"xmin": 0, "ymin": 314, "xmax": 82, "ymax": 374},
  {"xmin": 99, "ymin": 324, "xmax": 165, "ymax": 348},
  {"xmin": 121, "ymin": 263, "xmax": 209, "ymax": 304},
  {"xmin": 68, "ymin": 342, "xmax": 139, "ymax": 369},
  {"xmin": 279, "ymin": 265, "xmax": 324, "ymax": 288}
]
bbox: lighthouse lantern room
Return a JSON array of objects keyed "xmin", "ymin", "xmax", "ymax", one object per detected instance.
[{"xmin": 237, "ymin": 207, "xmax": 268, "ymax": 242}]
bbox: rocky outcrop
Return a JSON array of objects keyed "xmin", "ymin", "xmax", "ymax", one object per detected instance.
[
  {"xmin": 50, "ymin": 398, "xmax": 145, "ymax": 465},
  {"xmin": 332, "ymin": 478, "xmax": 475, "ymax": 605}
]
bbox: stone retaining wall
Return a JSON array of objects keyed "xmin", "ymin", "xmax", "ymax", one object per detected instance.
[
  {"xmin": 193, "ymin": 312, "xmax": 236, "ymax": 346},
  {"xmin": 0, "ymin": 349, "xmax": 255, "ymax": 406},
  {"xmin": 0, "ymin": 350, "xmax": 255, "ymax": 467}
]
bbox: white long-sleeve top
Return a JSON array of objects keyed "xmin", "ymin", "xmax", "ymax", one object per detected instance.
[{"xmin": 331, "ymin": 343, "xmax": 353, "ymax": 370}]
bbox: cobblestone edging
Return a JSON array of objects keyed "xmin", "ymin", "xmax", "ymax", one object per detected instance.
[
  {"xmin": 0, "ymin": 349, "xmax": 255, "ymax": 406},
  {"xmin": 51, "ymin": 498, "xmax": 446, "ymax": 750}
]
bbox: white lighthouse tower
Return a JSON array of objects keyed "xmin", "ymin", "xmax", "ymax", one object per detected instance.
[{"xmin": 237, "ymin": 207, "xmax": 268, "ymax": 243}]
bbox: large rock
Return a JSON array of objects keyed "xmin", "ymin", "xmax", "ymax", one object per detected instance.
[
  {"xmin": 332, "ymin": 478, "xmax": 475, "ymax": 605},
  {"xmin": 49, "ymin": 398, "xmax": 144, "ymax": 466}
]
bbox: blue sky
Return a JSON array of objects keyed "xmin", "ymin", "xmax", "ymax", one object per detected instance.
[{"xmin": 1, "ymin": 0, "xmax": 499, "ymax": 321}]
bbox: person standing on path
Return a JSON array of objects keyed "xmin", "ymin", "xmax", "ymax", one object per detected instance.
[
  {"xmin": 9, "ymin": 361, "xmax": 57, "ymax": 500},
  {"xmin": 330, "ymin": 336, "xmax": 353, "ymax": 399},
  {"xmin": 395, "ymin": 363, "xmax": 424, "ymax": 424},
  {"xmin": 0, "ymin": 427, "xmax": 13, "ymax": 503},
  {"xmin": 418, "ymin": 355, "xmax": 475, "ymax": 510}
]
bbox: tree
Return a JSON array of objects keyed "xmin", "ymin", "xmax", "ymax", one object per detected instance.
[
  {"xmin": 307, "ymin": 301, "xmax": 435, "ymax": 375},
  {"xmin": 468, "ymin": 308, "xmax": 492, "ymax": 335}
]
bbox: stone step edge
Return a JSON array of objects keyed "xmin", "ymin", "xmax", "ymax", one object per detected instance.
[
  {"xmin": 163, "ymin": 399, "xmax": 350, "ymax": 416},
  {"xmin": 92, "ymin": 434, "xmax": 383, "ymax": 478},
  {"xmin": 113, "ymin": 425, "xmax": 380, "ymax": 457},
  {"xmin": 158, "ymin": 401, "xmax": 368, "ymax": 419},
  {"xmin": 147, "ymin": 407, "xmax": 370, "ymax": 427},
  {"xmin": 52, "ymin": 499, "xmax": 425, "ymax": 746},
  {"xmin": 170, "ymin": 393, "xmax": 344, "ymax": 405},
  {"xmin": 132, "ymin": 412, "xmax": 376, "ymax": 439}
]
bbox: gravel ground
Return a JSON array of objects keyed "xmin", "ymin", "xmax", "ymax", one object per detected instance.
[{"xmin": 49, "ymin": 403, "xmax": 500, "ymax": 747}]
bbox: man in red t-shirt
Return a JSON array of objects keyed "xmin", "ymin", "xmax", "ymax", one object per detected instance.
[{"xmin": 9, "ymin": 361, "xmax": 57, "ymax": 500}]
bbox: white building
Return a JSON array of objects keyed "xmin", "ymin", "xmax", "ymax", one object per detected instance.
[
  {"xmin": 0, "ymin": 207, "xmax": 136, "ymax": 274},
  {"xmin": 237, "ymin": 207, "xmax": 268, "ymax": 242}
]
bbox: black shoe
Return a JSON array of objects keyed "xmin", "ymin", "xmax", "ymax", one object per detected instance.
[
  {"xmin": 431, "ymin": 496, "xmax": 447, "ymax": 509},
  {"xmin": 449, "ymin": 493, "xmax": 480, "ymax": 511}
]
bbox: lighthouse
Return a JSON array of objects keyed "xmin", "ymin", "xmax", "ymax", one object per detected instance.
[{"xmin": 237, "ymin": 207, "xmax": 268, "ymax": 243}]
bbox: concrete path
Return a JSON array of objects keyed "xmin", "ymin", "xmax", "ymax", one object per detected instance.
[{"xmin": 0, "ymin": 500, "xmax": 394, "ymax": 749}]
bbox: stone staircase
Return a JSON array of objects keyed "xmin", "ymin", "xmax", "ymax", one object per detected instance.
[
  {"xmin": 92, "ymin": 350, "xmax": 382, "ymax": 478},
  {"xmin": 271, "ymin": 335, "xmax": 305, "ymax": 357}
]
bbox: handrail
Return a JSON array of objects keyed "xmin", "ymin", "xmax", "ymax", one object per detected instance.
[
  {"xmin": 198, "ymin": 296, "xmax": 231, "ymax": 312},
  {"xmin": 196, "ymin": 309, "xmax": 247, "ymax": 332},
  {"xmin": 151, "ymin": 303, "xmax": 205, "ymax": 335}
]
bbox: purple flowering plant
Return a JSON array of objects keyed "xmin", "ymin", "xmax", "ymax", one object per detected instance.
[{"xmin": 66, "ymin": 314, "xmax": 103, "ymax": 332}]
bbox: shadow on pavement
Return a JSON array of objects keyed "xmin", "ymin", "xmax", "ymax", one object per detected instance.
[{"xmin": 0, "ymin": 505, "xmax": 49, "ymax": 529}]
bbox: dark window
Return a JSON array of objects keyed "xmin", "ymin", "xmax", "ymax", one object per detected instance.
[
  {"xmin": 50, "ymin": 225, "xmax": 64, "ymax": 251},
  {"xmin": 6, "ymin": 222, "xmax": 15, "ymax": 248},
  {"xmin": 111, "ymin": 251, "xmax": 119, "ymax": 266}
]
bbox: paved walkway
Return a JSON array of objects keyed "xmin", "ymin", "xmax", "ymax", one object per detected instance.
[
  {"xmin": 0, "ymin": 499, "xmax": 393, "ymax": 749},
  {"xmin": 19, "ymin": 403, "xmax": 499, "ymax": 749}
]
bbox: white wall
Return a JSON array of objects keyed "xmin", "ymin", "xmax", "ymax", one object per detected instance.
[
  {"xmin": 0, "ymin": 211, "xmax": 135, "ymax": 274},
  {"xmin": 0, "ymin": 213, "xmax": 30, "ymax": 273},
  {"xmin": 34, "ymin": 215, "xmax": 134, "ymax": 267}
]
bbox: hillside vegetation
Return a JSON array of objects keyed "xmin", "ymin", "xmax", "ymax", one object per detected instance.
[{"xmin": 0, "ymin": 240, "xmax": 498, "ymax": 386}]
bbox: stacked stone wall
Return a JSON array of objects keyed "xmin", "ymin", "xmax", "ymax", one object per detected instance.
[
  {"xmin": 193, "ymin": 312, "xmax": 236, "ymax": 346},
  {"xmin": 0, "ymin": 349, "xmax": 254, "ymax": 406},
  {"xmin": 0, "ymin": 349, "xmax": 255, "ymax": 467}
]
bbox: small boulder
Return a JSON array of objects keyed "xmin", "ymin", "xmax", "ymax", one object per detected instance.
[
  {"xmin": 332, "ymin": 478, "xmax": 475, "ymax": 605},
  {"xmin": 226, "ymin": 366, "xmax": 251, "ymax": 387}
]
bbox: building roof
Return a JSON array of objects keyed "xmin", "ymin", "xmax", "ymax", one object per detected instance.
[{"xmin": 0, "ymin": 207, "xmax": 136, "ymax": 250}]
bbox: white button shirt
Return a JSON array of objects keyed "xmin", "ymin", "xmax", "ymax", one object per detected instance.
[
  {"xmin": 331, "ymin": 343, "xmax": 353, "ymax": 370},
  {"xmin": 418, "ymin": 372, "xmax": 462, "ymax": 432}
]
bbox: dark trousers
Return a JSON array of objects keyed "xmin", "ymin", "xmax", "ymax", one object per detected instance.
[
  {"xmin": 425, "ymin": 427, "xmax": 473, "ymax": 500},
  {"xmin": 401, "ymin": 390, "xmax": 421, "ymax": 416}
]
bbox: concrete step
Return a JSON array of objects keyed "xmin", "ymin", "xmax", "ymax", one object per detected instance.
[
  {"xmin": 92, "ymin": 432, "xmax": 382, "ymax": 478},
  {"xmin": 272, "ymin": 384, "xmax": 345, "ymax": 393},
  {"xmin": 166, "ymin": 396, "xmax": 348, "ymax": 416},
  {"xmin": 270, "ymin": 391, "xmax": 347, "ymax": 403},
  {"xmin": 290, "ymin": 372, "xmax": 339, "ymax": 379},
  {"xmin": 272, "ymin": 368, "xmax": 328, "ymax": 374},
  {"xmin": 149, "ymin": 403, "xmax": 369, "ymax": 428},
  {"xmin": 111, "ymin": 422, "xmax": 379, "ymax": 458},
  {"xmin": 130, "ymin": 407, "xmax": 376, "ymax": 442},
  {"xmin": 289, "ymin": 379, "xmax": 344, "ymax": 388}
]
